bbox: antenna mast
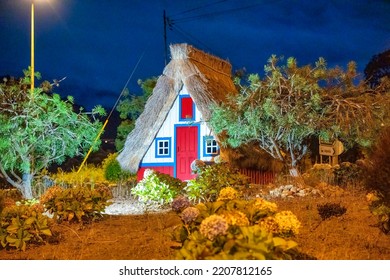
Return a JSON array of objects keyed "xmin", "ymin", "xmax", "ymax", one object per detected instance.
[{"xmin": 163, "ymin": 10, "xmax": 168, "ymax": 65}]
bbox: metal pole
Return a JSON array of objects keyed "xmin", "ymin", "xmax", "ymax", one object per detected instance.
[{"xmin": 163, "ymin": 10, "xmax": 167, "ymax": 65}]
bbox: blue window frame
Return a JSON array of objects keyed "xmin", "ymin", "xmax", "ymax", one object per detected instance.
[
  {"xmin": 155, "ymin": 137, "xmax": 171, "ymax": 158},
  {"xmin": 203, "ymin": 136, "xmax": 219, "ymax": 156}
]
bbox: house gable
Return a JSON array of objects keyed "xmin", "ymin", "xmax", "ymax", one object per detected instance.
[
  {"xmin": 117, "ymin": 43, "xmax": 237, "ymax": 177},
  {"xmin": 138, "ymin": 85, "xmax": 217, "ymax": 180}
]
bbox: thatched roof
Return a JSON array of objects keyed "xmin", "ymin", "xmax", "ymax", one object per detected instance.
[{"xmin": 117, "ymin": 43, "xmax": 237, "ymax": 173}]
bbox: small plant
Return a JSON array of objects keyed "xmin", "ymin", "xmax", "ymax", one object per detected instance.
[
  {"xmin": 364, "ymin": 126, "xmax": 390, "ymax": 204},
  {"xmin": 217, "ymin": 186, "xmax": 241, "ymax": 201},
  {"xmin": 317, "ymin": 202, "xmax": 347, "ymax": 220},
  {"xmin": 172, "ymin": 187, "xmax": 302, "ymax": 259},
  {"xmin": 302, "ymin": 164, "xmax": 335, "ymax": 187},
  {"xmin": 52, "ymin": 164, "xmax": 108, "ymax": 188},
  {"xmin": 175, "ymin": 224, "xmax": 298, "ymax": 260},
  {"xmin": 333, "ymin": 162, "xmax": 363, "ymax": 188},
  {"xmin": 0, "ymin": 189, "xmax": 23, "ymax": 213},
  {"xmin": 260, "ymin": 211, "xmax": 301, "ymax": 236},
  {"xmin": 185, "ymin": 163, "xmax": 249, "ymax": 203},
  {"xmin": 171, "ymin": 195, "xmax": 191, "ymax": 213},
  {"xmin": 40, "ymin": 185, "xmax": 113, "ymax": 223},
  {"xmin": 370, "ymin": 204, "xmax": 390, "ymax": 234},
  {"xmin": 131, "ymin": 169, "xmax": 185, "ymax": 206},
  {"xmin": 366, "ymin": 191, "xmax": 390, "ymax": 234},
  {"xmin": 102, "ymin": 153, "xmax": 133, "ymax": 183},
  {"xmin": 0, "ymin": 203, "xmax": 52, "ymax": 251}
]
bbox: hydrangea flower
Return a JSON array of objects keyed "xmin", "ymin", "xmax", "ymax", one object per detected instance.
[
  {"xmin": 220, "ymin": 210, "xmax": 249, "ymax": 226},
  {"xmin": 180, "ymin": 207, "xmax": 200, "ymax": 224},
  {"xmin": 200, "ymin": 214, "xmax": 229, "ymax": 240},
  {"xmin": 274, "ymin": 211, "xmax": 301, "ymax": 235},
  {"xmin": 190, "ymin": 159, "xmax": 206, "ymax": 173},
  {"xmin": 172, "ymin": 195, "xmax": 191, "ymax": 212},
  {"xmin": 259, "ymin": 216, "xmax": 279, "ymax": 234},
  {"xmin": 252, "ymin": 198, "xmax": 278, "ymax": 214},
  {"xmin": 217, "ymin": 187, "xmax": 240, "ymax": 201}
]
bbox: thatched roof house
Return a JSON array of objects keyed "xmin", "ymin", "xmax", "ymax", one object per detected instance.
[{"xmin": 117, "ymin": 43, "xmax": 237, "ymax": 178}]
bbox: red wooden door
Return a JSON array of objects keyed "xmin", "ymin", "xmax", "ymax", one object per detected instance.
[{"xmin": 176, "ymin": 126, "xmax": 198, "ymax": 180}]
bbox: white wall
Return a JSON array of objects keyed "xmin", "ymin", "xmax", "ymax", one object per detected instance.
[{"xmin": 141, "ymin": 85, "xmax": 218, "ymax": 165}]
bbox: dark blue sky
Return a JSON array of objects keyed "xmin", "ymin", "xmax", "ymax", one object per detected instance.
[{"xmin": 1, "ymin": 0, "xmax": 389, "ymax": 110}]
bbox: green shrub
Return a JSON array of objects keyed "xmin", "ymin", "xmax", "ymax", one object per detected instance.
[
  {"xmin": 131, "ymin": 169, "xmax": 185, "ymax": 206},
  {"xmin": 302, "ymin": 164, "xmax": 335, "ymax": 187},
  {"xmin": 102, "ymin": 153, "xmax": 133, "ymax": 183},
  {"xmin": 185, "ymin": 163, "xmax": 250, "ymax": 203},
  {"xmin": 175, "ymin": 224, "xmax": 297, "ymax": 260},
  {"xmin": 364, "ymin": 126, "xmax": 390, "ymax": 204},
  {"xmin": 0, "ymin": 189, "xmax": 23, "ymax": 213},
  {"xmin": 172, "ymin": 187, "xmax": 303, "ymax": 260},
  {"xmin": 0, "ymin": 202, "xmax": 52, "ymax": 251},
  {"xmin": 370, "ymin": 204, "xmax": 390, "ymax": 234},
  {"xmin": 52, "ymin": 164, "xmax": 108, "ymax": 188},
  {"xmin": 366, "ymin": 191, "xmax": 390, "ymax": 234},
  {"xmin": 333, "ymin": 162, "xmax": 363, "ymax": 188},
  {"xmin": 363, "ymin": 127, "xmax": 390, "ymax": 234},
  {"xmin": 40, "ymin": 185, "xmax": 113, "ymax": 223}
]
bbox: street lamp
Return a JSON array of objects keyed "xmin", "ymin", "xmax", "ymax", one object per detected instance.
[{"xmin": 30, "ymin": 0, "xmax": 35, "ymax": 97}]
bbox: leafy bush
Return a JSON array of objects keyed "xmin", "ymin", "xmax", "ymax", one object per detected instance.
[
  {"xmin": 366, "ymin": 191, "xmax": 390, "ymax": 234},
  {"xmin": 0, "ymin": 202, "xmax": 52, "ymax": 251},
  {"xmin": 131, "ymin": 169, "xmax": 185, "ymax": 206},
  {"xmin": 364, "ymin": 126, "xmax": 390, "ymax": 204},
  {"xmin": 102, "ymin": 153, "xmax": 133, "ymax": 183},
  {"xmin": 302, "ymin": 164, "xmax": 335, "ymax": 187},
  {"xmin": 362, "ymin": 127, "xmax": 390, "ymax": 234},
  {"xmin": 175, "ymin": 224, "xmax": 298, "ymax": 260},
  {"xmin": 333, "ymin": 162, "xmax": 363, "ymax": 188},
  {"xmin": 52, "ymin": 164, "xmax": 108, "ymax": 188},
  {"xmin": 172, "ymin": 187, "xmax": 302, "ymax": 259},
  {"xmin": 185, "ymin": 163, "xmax": 250, "ymax": 203},
  {"xmin": 0, "ymin": 189, "xmax": 23, "ymax": 213},
  {"xmin": 40, "ymin": 185, "xmax": 113, "ymax": 223}
]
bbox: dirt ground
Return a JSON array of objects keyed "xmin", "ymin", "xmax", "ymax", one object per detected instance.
[{"xmin": 0, "ymin": 186, "xmax": 389, "ymax": 260}]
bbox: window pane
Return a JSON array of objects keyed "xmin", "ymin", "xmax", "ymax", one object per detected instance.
[
  {"xmin": 157, "ymin": 139, "xmax": 170, "ymax": 156},
  {"xmin": 205, "ymin": 138, "xmax": 218, "ymax": 155}
]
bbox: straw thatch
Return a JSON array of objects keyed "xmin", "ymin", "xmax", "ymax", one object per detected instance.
[{"xmin": 117, "ymin": 43, "xmax": 237, "ymax": 173}]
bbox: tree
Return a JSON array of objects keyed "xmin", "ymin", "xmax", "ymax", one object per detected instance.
[
  {"xmin": 115, "ymin": 77, "xmax": 157, "ymax": 150},
  {"xmin": 364, "ymin": 49, "xmax": 390, "ymax": 88},
  {"xmin": 209, "ymin": 55, "xmax": 390, "ymax": 175},
  {"xmin": 0, "ymin": 71, "xmax": 105, "ymax": 198}
]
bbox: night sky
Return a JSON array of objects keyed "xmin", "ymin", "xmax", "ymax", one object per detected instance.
[{"xmin": 1, "ymin": 0, "xmax": 389, "ymax": 110}]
